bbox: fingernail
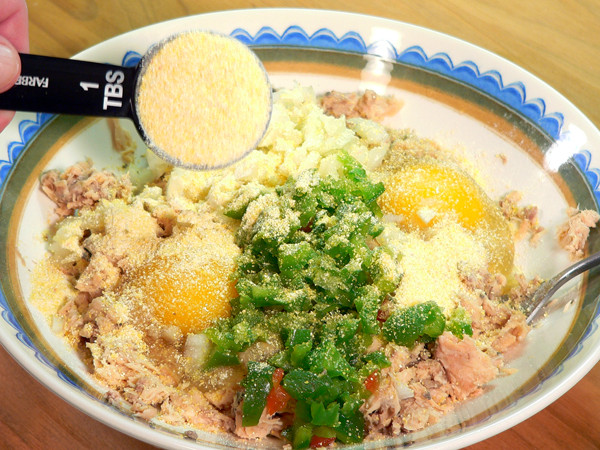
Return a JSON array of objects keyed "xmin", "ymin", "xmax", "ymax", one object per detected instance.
[{"xmin": 0, "ymin": 42, "xmax": 20, "ymax": 91}]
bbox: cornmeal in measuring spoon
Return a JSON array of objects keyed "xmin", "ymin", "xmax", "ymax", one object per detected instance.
[{"xmin": 136, "ymin": 31, "xmax": 271, "ymax": 169}]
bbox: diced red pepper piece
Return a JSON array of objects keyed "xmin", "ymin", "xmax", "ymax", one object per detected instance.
[
  {"xmin": 310, "ymin": 435, "xmax": 336, "ymax": 448},
  {"xmin": 273, "ymin": 367, "xmax": 285, "ymax": 384},
  {"xmin": 364, "ymin": 370, "xmax": 379, "ymax": 394},
  {"xmin": 266, "ymin": 368, "xmax": 291, "ymax": 415}
]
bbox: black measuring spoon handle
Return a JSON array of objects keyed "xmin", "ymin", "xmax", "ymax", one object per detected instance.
[{"xmin": 0, "ymin": 53, "xmax": 137, "ymax": 118}]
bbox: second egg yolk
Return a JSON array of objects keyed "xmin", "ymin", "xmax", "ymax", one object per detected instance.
[
  {"xmin": 127, "ymin": 231, "xmax": 239, "ymax": 335},
  {"xmin": 136, "ymin": 257, "xmax": 236, "ymax": 335},
  {"xmin": 378, "ymin": 160, "xmax": 514, "ymax": 276}
]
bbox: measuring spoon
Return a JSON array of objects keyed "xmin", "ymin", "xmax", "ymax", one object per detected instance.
[{"xmin": 0, "ymin": 31, "xmax": 273, "ymax": 170}]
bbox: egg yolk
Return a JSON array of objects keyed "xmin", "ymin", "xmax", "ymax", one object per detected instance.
[
  {"xmin": 134, "ymin": 254, "xmax": 237, "ymax": 335},
  {"xmin": 379, "ymin": 162, "xmax": 486, "ymax": 229},
  {"xmin": 378, "ymin": 160, "xmax": 514, "ymax": 276}
]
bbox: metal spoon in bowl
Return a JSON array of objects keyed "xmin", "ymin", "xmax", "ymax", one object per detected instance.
[
  {"xmin": 522, "ymin": 251, "xmax": 600, "ymax": 324},
  {"xmin": 0, "ymin": 30, "xmax": 272, "ymax": 171}
]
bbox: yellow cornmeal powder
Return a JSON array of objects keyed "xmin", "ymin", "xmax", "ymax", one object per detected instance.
[
  {"xmin": 393, "ymin": 221, "xmax": 487, "ymax": 314},
  {"xmin": 30, "ymin": 256, "xmax": 77, "ymax": 318},
  {"xmin": 136, "ymin": 31, "xmax": 272, "ymax": 169}
]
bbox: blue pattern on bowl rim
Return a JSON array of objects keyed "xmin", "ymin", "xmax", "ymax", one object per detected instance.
[
  {"xmin": 0, "ymin": 113, "xmax": 53, "ymax": 185},
  {"xmin": 1, "ymin": 22, "xmax": 599, "ymax": 440}
]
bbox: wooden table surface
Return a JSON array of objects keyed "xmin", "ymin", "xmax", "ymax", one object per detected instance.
[{"xmin": 1, "ymin": 0, "xmax": 599, "ymax": 448}]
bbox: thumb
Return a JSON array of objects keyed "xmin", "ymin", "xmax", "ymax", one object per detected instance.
[
  {"xmin": 0, "ymin": 36, "xmax": 20, "ymax": 131},
  {"xmin": 0, "ymin": 35, "xmax": 20, "ymax": 93}
]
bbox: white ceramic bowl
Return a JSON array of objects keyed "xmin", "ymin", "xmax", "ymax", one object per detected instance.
[{"xmin": 1, "ymin": 8, "xmax": 599, "ymax": 449}]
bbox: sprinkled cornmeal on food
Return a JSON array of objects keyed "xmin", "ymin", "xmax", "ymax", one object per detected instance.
[
  {"xmin": 391, "ymin": 221, "xmax": 487, "ymax": 313},
  {"xmin": 31, "ymin": 85, "xmax": 597, "ymax": 447},
  {"xmin": 123, "ymin": 227, "xmax": 240, "ymax": 335},
  {"xmin": 135, "ymin": 31, "xmax": 271, "ymax": 169}
]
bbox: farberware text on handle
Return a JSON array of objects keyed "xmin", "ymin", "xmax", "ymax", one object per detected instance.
[{"xmin": 0, "ymin": 54, "xmax": 137, "ymax": 118}]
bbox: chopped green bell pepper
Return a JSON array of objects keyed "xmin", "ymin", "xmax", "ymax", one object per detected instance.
[
  {"xmin": 334, "ymin": 398, "xmax": 365, "ymax": 444},
  {"xmin": 382, "ymin": 301, "xmax": 445, "ymax": 347},
  {"xmin": 282, "ymin": 369, "xmax": 339, "ymax": 404},
  {"xmin": 241, "ymin": 362, "xmax": 275, "ymax": 427},
  {"xmin": 292, "ymin": 423, "xmax": 313, "ymax": 449},
  {"xmin": 310, "ymin": 402, "xmax": 340, "ymax": 427},
  {"xmin": 203, "ymin": 348, "xmax": 240, "ymax": 370},
  {"xmin": 446, "ymin": 307, "xmax": 473, "ymax": 339}
]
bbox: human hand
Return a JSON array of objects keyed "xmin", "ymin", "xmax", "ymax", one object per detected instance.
[{"xmin": 0, "ymin": 0, "xmax": 29, "ymax": 132}]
